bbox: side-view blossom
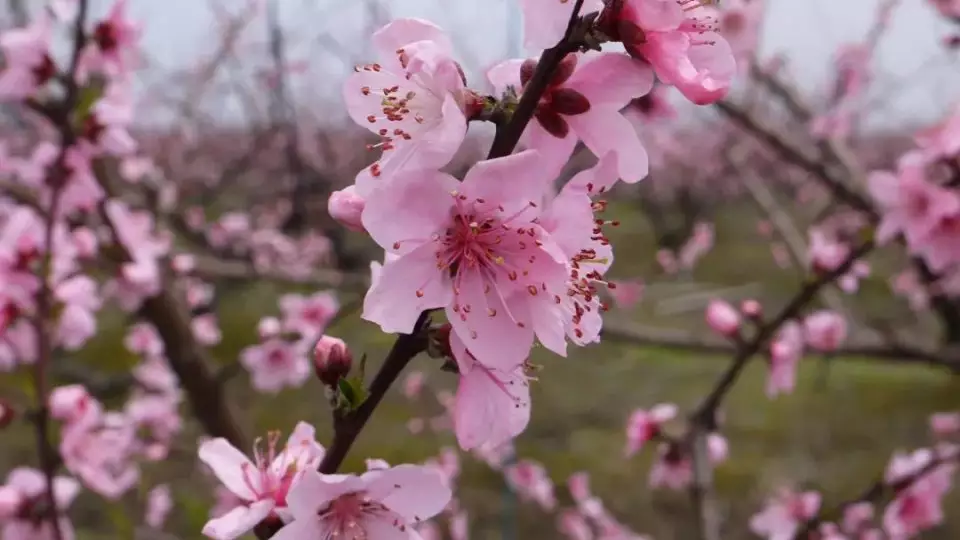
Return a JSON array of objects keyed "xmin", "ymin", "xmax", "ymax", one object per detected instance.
[
  {"xmin": 0, "ymin": 468, "xmax": 80, "ymax": 540},
  {"xmin": 624, "ymin": 403, "xmax": 677, "ymax": 457},
  {"xmin": 803, "ymin": 311, "xmax": 847, "ymax": 353}
]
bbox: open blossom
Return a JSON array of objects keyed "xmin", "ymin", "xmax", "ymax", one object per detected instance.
[
  {"xmin": 803, "ymin": 310, "xmax": 847, "ymax": 353},
  {"xmin": 603, "ymin": 0, "xmax": 737, "ymax": 104},
  {"xmin": 361, "ymin": 150, "xmax": 574, "ymax": 369},
  {"xmin": 649, "ymin": 433, "xmax": 727, "ymax": 490},
  {"xmin": 345, "ymin": 18, "xmax": 467, "ymax": 190},
  {"xmin": 914, "ymin": 103, "xmax": 960, "ymax": 160},
  {"xmin": 488, "ymin": 53, "xmax": 654, "ymax": 182},
  {"xmin": 882, "ymin": 448, "xmax": 956, "ymax": 538},
  {"xmin": 868, "ymin": 152, "xmax": 960, "ymax": 247},
  {"xmin": 0, "ymin": 16, "xmax": 54, "ymax": 101},
  {"xmin": 0, "ymin": 468, "xmax": 80, "ymax": 540},
  {"xmin": 198, "ymin": 423, "xmax": 325, "ymax": 539},
  {"xmin": 749, "ymin": 488, "xmax": 821, "ymax": 540},
  {"xmin": 279, "ymin": 291, "xmax": 339, "ymax": 339},
  {"xmin": 624, "ymin": 403, "xmax": 677, "ymax": 457},
  {"xmin": 77, "ymin": 0, "xmax": 140, "ymax": 79},
  {"xmin": 504, "ymin": 460, "xmax": 556, "ymax": 511},
  {"xmin": 59, "ymin": 411, "xmax": 139, "ymax": 499},
  {"xmin": 450, "ymin": 330, "xmax": 531, "ymax": 451},
  {"xmin": 240, "ymin": 338, "xmax": 311, "ymax": 393},
  {"xmin": 270, "ymin": 465, "xmax": 451, "ymax": 539}
]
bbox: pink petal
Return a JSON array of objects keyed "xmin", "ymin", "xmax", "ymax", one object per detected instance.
[
  {"xmin": 365, "ymin": 465, "xmax": 452, "ymax": 521},
  {"xmin": 567, "ymin": 110, "xmax": 649, "ymax": 182},
  {"xmin": 202, "ymin": 500, "xmax": 274, "ymax": 540},
  {"xmin": 372, "ymin": 18, "xmax": 453, "ymax": 63},
  {"xmin": 520, "ymin": 0, "xmax": 577, "ymax": 50},
  {"xmin": 363, "ymin": 244, "xmax": 454, "ymax": 334},
  {"xmin": 486, "ymin": 58, "xmax": 524, "ymax": 95},
  {"xmin": 361, "ymin": 169, "xmax": 457, "ymax": 254},
  {"xmin": 454, "ymin": 363, "xmax": 531, "ymax": 450},
  {"xmin": 566, "ymin": 53, "xmax": 655, "ymax": 109},
  {"xmin": 445, "ymin": 272, "xmax": 534, "ymax": 371},
  {"xmin": 461, "ymin": 150, "xmax": 550, "ymax": 217},
  {"xmin": 197, "ymin": 439, "xmax": 257, "ymax": 501}
]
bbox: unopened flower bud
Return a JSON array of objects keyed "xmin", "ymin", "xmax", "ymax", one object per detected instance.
[
  {"xmin": 327, "ymin": 186, "xmax": 365, "ymax": 232},
  {"xmin": 0, "ymin": 398, "xmax": 14, "ymax": 429},
  {"xmin": 0, "ymin": 486, "xmax": 23, "ymax": 519},
  {"xmin": 705, "ymin": 300, "xmax": 741, "ymax": 337},
  {"xmin": 257, "ymin": 317, "xmax": 281, "ymax": 340},
  {"xmin": 313, "ymin": 336, "xmax": 352, "ymax": 387},
  {"xmin": 740, "ymin": 299, "xmax": 762, "ymax": 320}
]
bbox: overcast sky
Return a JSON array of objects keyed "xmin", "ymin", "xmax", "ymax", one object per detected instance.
[{"xmin": 79, "ymin": 0, "xmax": 960, "ymax": 128}]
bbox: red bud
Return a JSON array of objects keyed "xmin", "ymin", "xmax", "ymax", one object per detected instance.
[{"xmin": 313, "ymin": 336, "xmax": 352, "ymax": 387}]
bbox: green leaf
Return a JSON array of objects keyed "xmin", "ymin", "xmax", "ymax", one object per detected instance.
[{"xmin": 337, "ymin": 376, "xmax": 369, "ymax": 412}]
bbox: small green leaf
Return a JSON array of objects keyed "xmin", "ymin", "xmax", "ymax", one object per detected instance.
[{"xmin": 337, "ymin": 376, "xmax": 369, "ymax": 412}]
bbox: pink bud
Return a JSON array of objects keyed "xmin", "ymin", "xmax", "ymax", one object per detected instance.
[
  {"xmin": 740, "ymin": 299, "xmax": 762, "ymax": 319},
  {"xmin": 930, "ymin": 412, "xmax": 960, "ymax": 437},
  {"xmin": 257, "ymin": 317, "xmax": 281, "ymax": 340},
  {"xmin": 49, "ymin": 384, "xmax": 93, "ymax": 423},
  {"xmin": 327, "ymin": 186, "xmax": 365, "ymax": 232},
  {"xmin": 313, "ymin": 335, "xmax": 352, "ymax": 387},
  {"xmin": 803, "ymin": 310, "xmax": 847, "ymax": 352},
  {"xmin": 0, "ymin": 486, "xmax": 23, "ymax": 519},
  {"xmin": 706, "ymin": 300, "xmax": 741, "ymax": 337}
]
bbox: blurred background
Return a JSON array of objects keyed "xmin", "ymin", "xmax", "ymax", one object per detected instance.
[{"xmin": 1, "ymin": 0, "xmax": 960, "ymax": 538}]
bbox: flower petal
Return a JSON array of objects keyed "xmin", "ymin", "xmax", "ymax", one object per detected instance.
[
  {"xmin": 201, "ymin": 500, "xmax": 274, "ymax": 540},
  {"xmin": 197, "ymin": 438, "xmax": 257, "ymax": 501},
  {"xmin": 364, "ymin": 465, "xmax": 452, "ymax": 521}
]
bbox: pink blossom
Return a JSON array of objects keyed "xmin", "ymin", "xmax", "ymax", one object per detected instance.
[
  {"xmin": 362, "ymin": 150, "xmax": 574, "ymax": 369},
  {"xmin": 81, "ymin": 79, "xmax": 138, "ymax": 156},
  {"xmin": 125, "ymin": 393, "xmax": 182, "ymax": 460},
  {"xmin": 133, "ymin": 355, "xmax": 179, "ymax": 395},
  {"xmin": 767, "ymin": 321, "xmax": 804, "ymax": 398},
  {"xmin": 678, "ymin": 221, "xmax": 714, "ymax": 269},
  {"xmin": 48, "ymin": 384, "xmax": 101, "ymax": 425},
  {"xmin": 867, "ymin": 153, "xmax": 960, "ymax": 247},
  {"xmin": 192, "ymin": 313, "xmax": 222, "ymax": 346},
  {"xmin": 240, "ymin": 338, "xmax": 311, "ymax": 393},
  {"xmin": 198, "ymin": 423, "xmax": 325, "ymax": 539},
  {"xmin": 705, "ymin": 299, "xmax": 741, "ymax": 337},
  {"xmin": 624, "ymin": 403, "xmax": 677, "ymax": 457},
  {"xmin": 77, "ymin": 0, "xmax": 140, "ymax": 79},
  {"xmin": 269, "ymin": 465, "xmax": 451, "ymax": 539},
  {"xmin": 930, "ymin": 412, "xmax": 960, "ymax": 437},
  {"xmin": 803, "ymin": 310, "xmax": 847, "ymax": 353},
  {"xmin": 518, "ymin": 0, "xmax": 604, "ymax": 50},
  {"xmin": 279, "ymin": 291, "xmax": 339, "ymax": 339},
  {"xmin": 505, "ymin": 460, "xmax": 556, "ymax": 511},
  {"xmin": 914, "ymin": 210, "xmax": 960, "ymax": 273},
  {"xmin": 403, "ymin": 371, "xmax": 426, "ymax": 399},
  {"xmin": 488, "ymin": 53, "xmax": 653, "ymax": 182},
  {"xmin": 0, "ymin": 16, "xmax": 54, "ymax": 101},
  {"xmin": 59, "ymin": 412, "xmax": 139, "ymax": 499},
  {"xmin": 104, "ymin": 200, "xmax": 170, "ymax": 309},
  {"xmin": 749, "ymin": 488, "xmax": 821, "ymax": 540},
  {"xmin": 609, "ymin": 0, "xmax": 737, "ymax": 104},
  {"xmin": 568, "ymin": 472, "xmax": 604, "ymax": 518},
  {"xmin": 54, "ymin": 275, "xmax": 100, "ymax": 350},
  {"xmin": 345, "ymin": 19, "xmax": 467, "ymax": 189},
  {"xmin": 124, "ymin": 322, "xmax": 164, "ymax": 357},
  {"xmin": 882, "ymin": 449, "xmax": 955, "ymax": 538},
  {"xmin": 558, "ymin": 509, "xmax": 593, "ymax": 540},
  {"xmin": 928, "ymin": 0, "xmax": 960, "ymax": 21},
  {"xmin": 649, "ymin": 434, "xmax": 726, "ymax": 490},
  {"xmin": 145, "ymin": 484, "xmax": 172, "ymax": 529},
  {"xmin": 0, "ymin": 468, "xmax": 80, "ymax": 540},
  {"xmin": 328, "ymin": 186, "xmax": 366, "ymax": 232},
  {"xmin": 450, "ymin": 330, "xmax": 531, "ymax": 451},
  {"xmin": 915, "ymin": 103, "xmax": 960, "ymax": 160}
]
